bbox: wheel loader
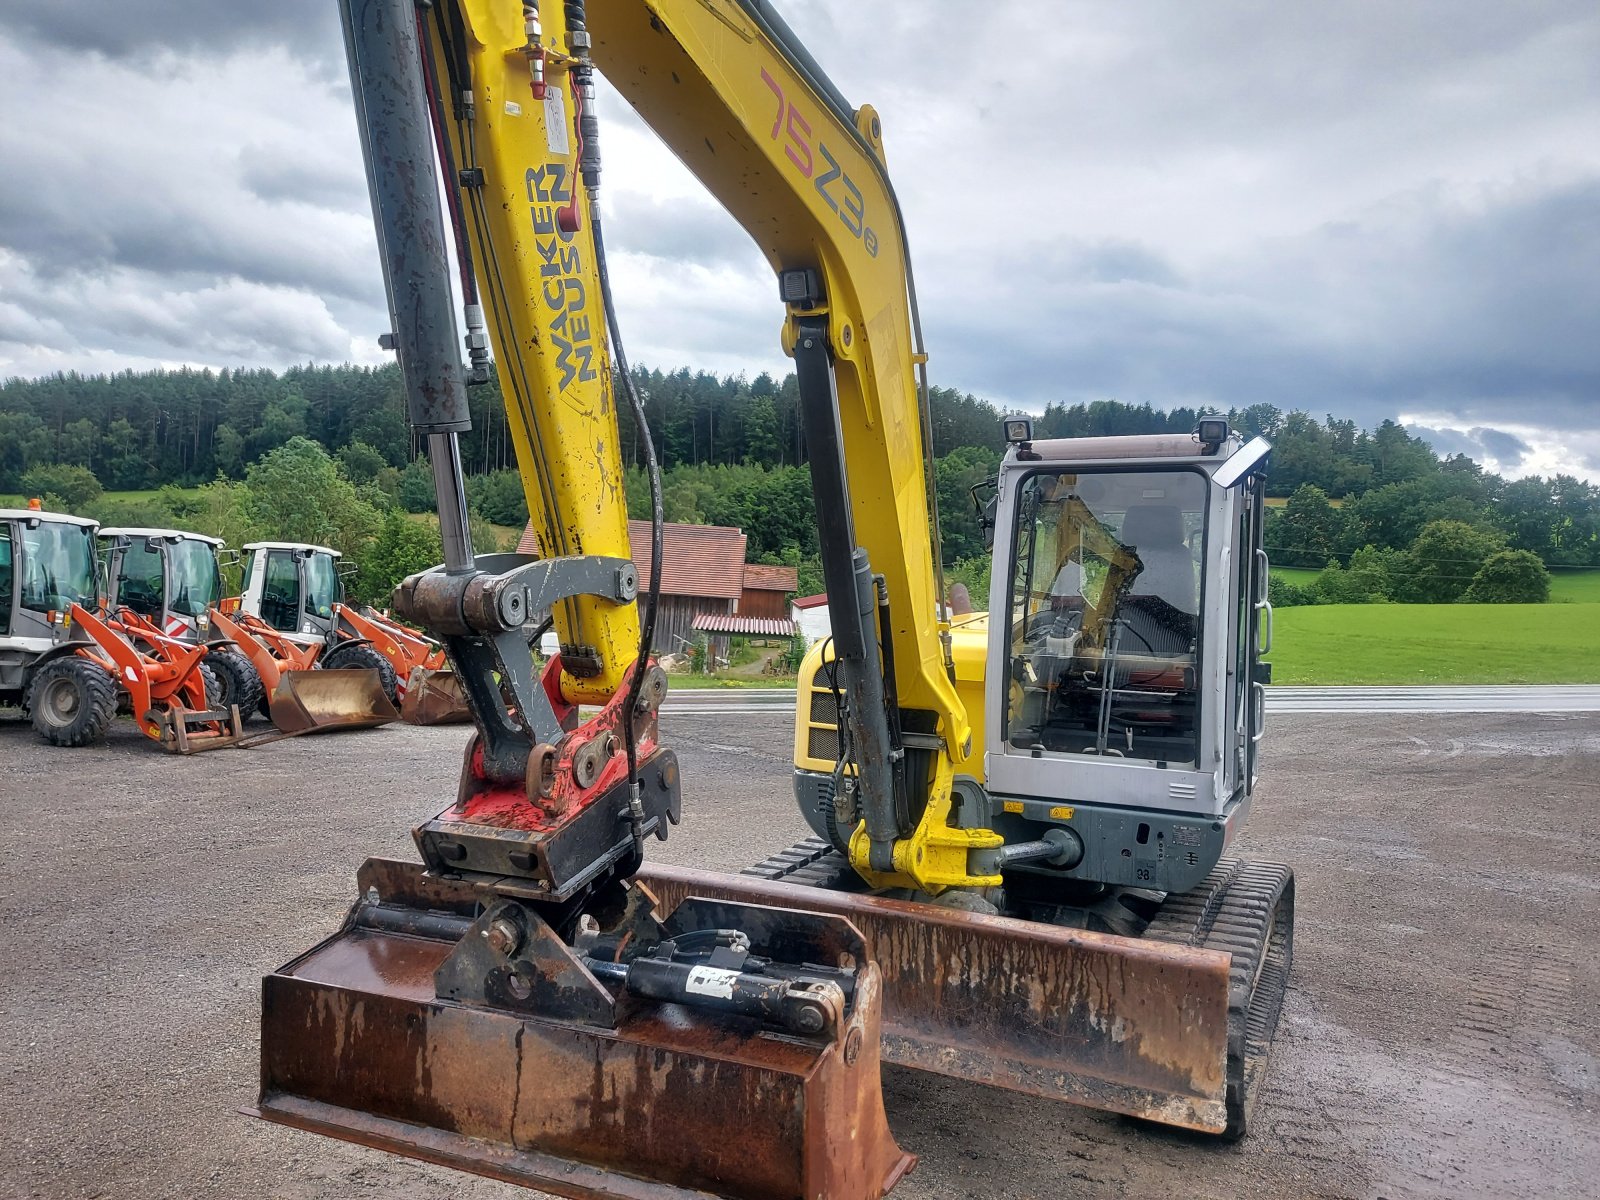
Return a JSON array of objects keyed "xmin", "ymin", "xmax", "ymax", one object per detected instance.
[
  {"xmin": 99, "ymin": 527, "xmax": 264, "ymax": 717},
  {"xmin": 232, "ymin": 540, "xmax": 467, "ymax": 722},
  {"xmin": 255, "ymin": 2, "xmax": 1292, "ymax": 1197},
  {"xmin": 99, "ymin": 528, "xmax": 398, "ymax": 735},
  {"xmin": 1, "ymin": 505, "xmax": 240, "ymax": 751}
]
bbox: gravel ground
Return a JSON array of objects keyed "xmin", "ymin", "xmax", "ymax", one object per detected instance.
[{"xmin": 0, "ymin": 708, "xmax": 1595, "ymax": 1200}]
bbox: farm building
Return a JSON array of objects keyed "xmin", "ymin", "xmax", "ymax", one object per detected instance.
[
  {"xmin": 791, "ymin": 592, "xmax": 831, "ymax": 645},
  {"xmin": 518, "ymin": 520, "xmax": 797, "ymax": 653}
]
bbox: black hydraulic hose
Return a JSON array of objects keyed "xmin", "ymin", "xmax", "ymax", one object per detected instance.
[{"xmin": 565, "ymin": 0, "xmax": 663, "ymax": 846}]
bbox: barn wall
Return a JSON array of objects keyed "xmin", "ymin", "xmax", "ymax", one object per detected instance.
[
  {"xmin": 650, "ymin": 596, "xmax": 734, "ymax": 654},
  {"xmin": 737, "ymin": 588, "xmax": 791, "ymax": 621}
]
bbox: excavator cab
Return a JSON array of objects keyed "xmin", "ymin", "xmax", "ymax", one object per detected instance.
[{"xmin": 988, "ymin": 427, "xmax": 1274, "ymax": 896}]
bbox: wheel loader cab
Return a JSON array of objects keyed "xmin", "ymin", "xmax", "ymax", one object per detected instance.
[
  {"xmin": 985, "ymin": 430, "xmax": 1272, "ymax": 895},
  {"xmin": 239, "ymin": 543, "xmax": 343, "ymax": 642},
  {"xmin": 0, "ymin": 509, "xmax": 100, "ymax": 703},
  {"xmin": 101, "ymin": 529, "xmax": 225, "ymax": 640}
]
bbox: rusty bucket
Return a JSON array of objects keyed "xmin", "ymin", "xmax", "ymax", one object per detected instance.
[
  {"xmin": 398, "ymin": 665, "xmax": 471, "ymax": 725},
  {"xmin": 268, "ymin": 668, "xmax": 399, "ymax": 734},
  {"xmin": 256, "ymin": 858, "xmax": 914, "ymax": 1200},
  {"xmin": 637, "ymin": 863, "xmax": 1258, "ymax": 1136}
]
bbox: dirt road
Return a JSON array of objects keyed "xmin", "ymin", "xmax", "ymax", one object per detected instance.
[{"xmin": 1, "ymin": 709, "xmax": 1594, "ymax": 1199}]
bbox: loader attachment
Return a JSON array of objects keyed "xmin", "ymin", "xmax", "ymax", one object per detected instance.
[
  {"xmin": 637, "ymin": 860, "xmax": 1292, "ymax": 1138},
  {"xmin": 398, "ymin": 664, "xmax": 471, "ymax": 724},
  {"xmin": 256, "ymin": 858, "xmax": 913, "ymax": 1200},
  {"xmin": 266, "ymin": 668, "xmax": 399, "ymax": 734}
]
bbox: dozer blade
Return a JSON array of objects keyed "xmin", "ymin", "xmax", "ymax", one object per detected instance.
[
  {"xmin": 637, "ymin": 861, "xmax": 1292, "ymax": 1138},
  {"xmin": 256, "ymin": 858, "xmax": 913, "ymax": 1200},
  {"xmin": 398, "ymin": 665, "xmax": 471, "ymax": 725},
  {"xmin": 268, "ymin": 668, "xmax": 399, "ymax": 734}
]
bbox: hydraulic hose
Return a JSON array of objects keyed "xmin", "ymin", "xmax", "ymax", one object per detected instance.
[{"xmin": 566, "ymin": 0, "xmax": 664, "ymax": 851}]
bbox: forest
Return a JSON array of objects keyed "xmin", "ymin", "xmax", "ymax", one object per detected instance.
[{"xmin": 2, "ymin": 361, "xmax": 1596, "ymax": 606}]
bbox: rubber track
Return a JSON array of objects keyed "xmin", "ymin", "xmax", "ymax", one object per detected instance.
[{"xmin": 743, "ymin": 838, "xmax": 1294, "ymax": 1139}]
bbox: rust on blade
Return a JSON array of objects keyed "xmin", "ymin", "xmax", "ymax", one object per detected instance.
[
  {"xmin": 268, "ymin": 668, "xmax": 399, "ymax": 734},
  {"xmin": 635, "ymin": 862, "xmax": 1236, "ymax": 1133},
  {"xmin": 256, "ymin": 859, "xmax": 913, "ymax": 1200},
  {"xmin": 399, "ymin": 666, "xmax": 472, "ymax": 724}
]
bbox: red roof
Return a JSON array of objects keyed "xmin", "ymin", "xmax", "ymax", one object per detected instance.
[
  {"xmin": 742, "ymin": 563, "xmax": 798, "ymax": 592},
  {"xmin": 518, "ymin": 519, "xmax": 747, "ymax": 599},
  {"xmin": 692, "ymin": 614, "xmax": 795, "ymax": 636},
  {"xmin": 791, "ymin": 592, "xmax": 829, "ymax": 610}
]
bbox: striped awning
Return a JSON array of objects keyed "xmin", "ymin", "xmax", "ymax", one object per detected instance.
[{"xmin": 691, "ymin": 614, "xmax": 795, "ymax": 637}]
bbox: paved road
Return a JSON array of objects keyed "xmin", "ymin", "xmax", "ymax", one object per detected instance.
[
  {"xmin": 2, "ymin": 708, "xmax": 1596, "ymax": 1199},
  {"xmin": 666, "ymin": 684, "xmax": 1600, "ymax": 714}
]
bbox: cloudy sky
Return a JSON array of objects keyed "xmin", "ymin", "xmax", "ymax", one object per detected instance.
[{"xmin": 1, "ymin": 1, "xmax": 1596, "ymax": 481}]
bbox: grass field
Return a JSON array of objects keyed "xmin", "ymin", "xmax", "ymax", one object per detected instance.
[
  {"xmin": 1270, "ymin": 603, "xmax": 1600, "ymax": 684},
  {"xmin": 1549, "ymin": 570, "xmax": 1600, "ymax": 602}
]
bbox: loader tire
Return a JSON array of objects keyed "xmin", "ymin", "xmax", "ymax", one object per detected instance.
[
  {"xmin": 205, "ymin": 649, "xmax": 264, "ymax": 721},
  {"xmin": 26, "ymin": 657, "xmax": 118, "ymax": 748},
  {"xmin": 322, "ymin": 643, "xmax": 399, "ymax": 706}
]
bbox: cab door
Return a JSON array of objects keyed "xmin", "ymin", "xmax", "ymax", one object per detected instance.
[{"xmin": 261, "ymin": 550, "xmax": 305, "ymax": 633}]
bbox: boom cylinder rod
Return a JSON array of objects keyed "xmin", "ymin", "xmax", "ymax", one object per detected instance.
[
  {"xmin": 338, "ymin": 0, "xmax": 476, "ymax": 574},
  {"xmin": 428, "ymin": 432, "xmax": 475, "ymax": 575},
  {"xmin": 792, "ymin": 317, "xmax": 899, "ymax": 873}
]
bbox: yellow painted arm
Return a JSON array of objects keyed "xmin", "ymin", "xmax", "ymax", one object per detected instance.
[
  {"xmin": 588, "ymin": 0, "xmax": 970, "ymax": 759},
  {"xmin": 420, "ymin": 2, "xmax": 636, "ymax": 705}
]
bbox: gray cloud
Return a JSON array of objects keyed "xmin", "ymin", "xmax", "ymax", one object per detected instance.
[
  {"xmin": 0, "ymin": 0, "xmax": 338, "ymax": 63},
  {"xmin": 1, "ymin": 0, "xmax": 1597, "ymax": 481},
  {"xmin": 1471, "ymin": 428, "xmax": 1534, "ymax": 467}
]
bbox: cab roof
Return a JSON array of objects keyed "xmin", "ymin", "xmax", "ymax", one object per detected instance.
[
  {"xmin": 243, "ymin": 541, "xmax": 341, "ymax": 557},
  {"xmin": 0, "ymin": 508, "xmax": 98, "ymax": 528},
  {"xmin": 99, "ymin": 527, "xmax": 224, "ymax": 546}
]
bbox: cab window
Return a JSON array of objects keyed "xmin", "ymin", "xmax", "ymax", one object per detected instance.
[
  {"xmin": 1005, "ymin": 468, "xmax": 1206, "ymax": 765},
  {"xmin": 304, "ymin": 552, "xmax": 339, "ymax": 620},
  {"xmin": 262, "ymin": 550, "xmax": 302, "ymax": 632},
  {"xmin": 0, "ymin": 527, "xmax": 12, "ymax": 635},
  {"xmin": 115, "ymin": 540, "xmax": 166, "ymax": 617}
]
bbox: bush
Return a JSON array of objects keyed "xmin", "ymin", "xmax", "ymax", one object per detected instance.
[
  {"xmin": 397, "ymin": 459, "xmax": 436, "ymax": 513},
  {"xmin": 352, "ymin": 511, "xmax": 444, "ymax": 606},
  {"xmin": 1463, "ymin": 549, "xmax": 1550, "ymax": 604},
  {"xmin": 1402, "ymin": 520, "xmax": 1506, "ymax": 603},
  {"xmin": 19, "ymin": 463, "xmax": 102, "ymax": 510},
  {"xmin": 1269, "ymin": 578, "xmax": 1319, "ymax": 607},
  {"xmin": 781, "ymin": 633, "xmax": 809, "ymax": 672}
]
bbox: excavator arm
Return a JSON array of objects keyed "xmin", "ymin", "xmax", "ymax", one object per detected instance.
[{"xmin": 380, "ymin": 0, "xmax": 982, "ymax": 891}]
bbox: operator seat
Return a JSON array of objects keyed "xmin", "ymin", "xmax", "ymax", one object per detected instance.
[{"xmin": 1117, "ymin": 502, "xmax": 1198, "ymax": 655}]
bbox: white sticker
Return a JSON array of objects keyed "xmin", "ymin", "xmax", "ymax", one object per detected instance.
[
  {"xmin": 504, "ymin": 100, "xmax": 523, "ymax": 117},
  {"xmin": 684, "ymin": 966, "xmax": 738, "ymax": 1000},
  {"xmin": 543, "ymin": 87, "xmax": 570, "ymax": 157}
]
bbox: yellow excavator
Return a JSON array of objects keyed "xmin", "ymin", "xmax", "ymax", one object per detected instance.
[{"xmin": 255, "ymin": 2, "xmax": 1292, "ymax": 1197}]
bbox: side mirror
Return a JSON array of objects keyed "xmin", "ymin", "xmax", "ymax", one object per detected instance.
[
  {"xmin": 970, "ymin": 478, "xmax": 999, "ymax": 551},
  {"xmin": 1213, "ymin": 436, "xmax": 1272, "ymax": 490}
]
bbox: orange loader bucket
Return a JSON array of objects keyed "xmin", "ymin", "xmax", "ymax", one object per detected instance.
[
  {"xmin": 267, "ymin": 668, "xmax": 399, "ymax": 734},
  {"xmin": 398, "ymin": 665, "xmax": 470, "ymax": 725}
]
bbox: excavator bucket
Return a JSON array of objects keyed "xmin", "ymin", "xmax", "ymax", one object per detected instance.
[
  {"xmin": 398, "ymin": 665, "xmax": 471, "ymax": 725},
  {"xmin": 256, "ymin": 858, "xmax": 914, "ymax": 1200},
  {"xmin": 638, "ymin": 858, "xmax": 1294, "ymax": 1139},
  {"xmin": 267, "ymin": 669, "xmax": 399, "ymax": 734}
]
